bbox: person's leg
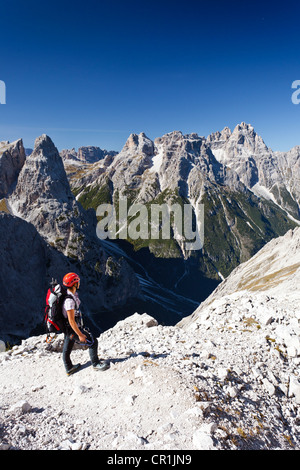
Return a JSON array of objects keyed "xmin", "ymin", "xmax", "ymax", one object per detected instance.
[
  {"xmin": 88, "ymin": 336, "xmax": 99, "ymax": 367},
  {"xmin": 62, "ymin": 333, "xmax": 80, "ymax": 374},
  {"xmin": 88, "ymin": 337, "xmax": 110, "ymax": 371}
]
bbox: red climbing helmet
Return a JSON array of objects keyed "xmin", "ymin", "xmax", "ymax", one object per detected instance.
[{"xmin": 63, "ymin": 272, "xmax": 80, "ymax": 288}]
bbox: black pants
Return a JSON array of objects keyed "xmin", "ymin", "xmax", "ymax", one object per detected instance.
[{"xmin": 62, "ymin": 329, "xmax": 99, "ymax": 372}]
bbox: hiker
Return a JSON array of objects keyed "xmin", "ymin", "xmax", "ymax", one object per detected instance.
[{"xmin": 62, "ymin": 272, "xmax": 110, "ymax": 376}]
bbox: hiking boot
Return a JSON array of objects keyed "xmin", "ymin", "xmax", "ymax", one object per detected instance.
[
  {"xmin": 66, "ymin": 363, "xmax": 81, "ymax": 376},
  {"xmin": 93, "ymin": 360, "xmax": 110, "ymax": 372}
]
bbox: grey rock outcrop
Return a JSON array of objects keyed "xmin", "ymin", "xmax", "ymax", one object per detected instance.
[
  {"xmin": 9, "ymin": 134, "xmax": 96, "ymax": 251},
  {"xmin": 0, "ymin": 213, "xmax": 49, "ymax": 340},
  {"xmin": 0, "ymin": 139, "xmax": 26, "ymax": 198},
  {"xmin": 60, "ymin": 146, "xmax": 117, "ymax": 164},
  {"xmin": 208, "ymin": 122, "xmax": 300, "ymax": 220}
]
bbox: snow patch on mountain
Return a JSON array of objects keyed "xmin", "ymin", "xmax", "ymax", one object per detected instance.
[{"xmin": 149, "ymin": 143, "xmax": 164, "ymax": 174}]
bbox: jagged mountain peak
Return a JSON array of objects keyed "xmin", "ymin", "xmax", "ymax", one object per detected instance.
[
  {"xmin": 121, "ymin": 132, "xmax": 154, "ymax": 157},
  {"xmin": 33, "ymin": 133, "xmax": 56, "ymax": 151},
  {"xmin": 30, "ymin": 134, "xmax": 67, "ymax": 168},
  {"xmin": 10, "ymin": 134, "xmax": 72, "ymax": 213},
  {"xmin": 0, "ymin": 137, "xmax": 24, "ymax": 153},
  {"xmin": 208, "ymin": 121, "xmax": 268, "ymax": 152},
  {"xmin": 231, "ymin": 122, "xmax": 268, "ymax": 151},
  {"xmin": 32, "ymin": 134, "xmax": 64, "ymax": 164},
  {"xmin": 205, "ymin": 123, "xmax": 300, "ymax": 219},
  {"xmin": 233, "ymin": 121, "xmax": 254, "ymax": 132},
  {"xmin": 60, "ymin": 145, "xmax": 118, "ymax": 164},
  {"xmin": 159, "ymin": 130, "xmax": 183, "ymax": 139},
  {"xmin": 155, "ymin": 130, "xmax": 204, "ymax": 144},
  {"xmin": 206, "ymin": 126, "xmax": 231, "ymax": 144},
  {"xmin": 7, "ymin": 135, "xmax": 86, "ymax": 253}
]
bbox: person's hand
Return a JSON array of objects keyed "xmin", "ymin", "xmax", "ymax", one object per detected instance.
[{"xmin": 78, "ymin": 333, "xmax": 87, "ymax": 343}]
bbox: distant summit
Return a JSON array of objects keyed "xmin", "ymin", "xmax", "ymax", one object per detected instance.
[
  {"xmin": 60, "ymin": 145, "xmax": 117, "ymax": 164},
  {"xmin": 70, "ymin": 123, "xmax": 299, "ymax": 288}
]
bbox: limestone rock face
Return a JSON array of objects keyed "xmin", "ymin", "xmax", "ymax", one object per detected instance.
[
  {"xmin": 9, "ymin": 134, "xmax": 93, "ymax": 250},
  {"xmin": 60, "ymin": 145, "xmax": 117, "ymax": 164},
  {"xmin": 0, "ymin": 213, "xmax": 48, "ymax": 339},
  {"xmin": 207, "ymin": 122, "xmax": 300, "ymax": 220},
  {"xmin": 0, "ymin": 139, "xmax": 26, "ymax": 198}
]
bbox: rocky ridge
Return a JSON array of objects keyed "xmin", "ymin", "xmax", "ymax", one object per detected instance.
[
  {"xmin": 207, "ymin": 123, "xmax": 300, "ymax": 220},
  {"xmin": 0, "ymin": 139, "xmax": 25, "ymax": 199},
  {"xmin": 60, "ymin": 146, "xmax": 117, "ymax": 164}
]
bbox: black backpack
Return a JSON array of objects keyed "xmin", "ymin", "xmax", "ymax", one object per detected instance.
[{"xmin": 44, "ymin": 279, "xmax": 72, "ymax": 340}]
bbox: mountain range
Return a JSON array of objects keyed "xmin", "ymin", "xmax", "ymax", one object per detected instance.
[
  {"xmin": 1, "ymin": 123, "xmax": 300, "ymax": 450},
  {"xmin": 0, "ymin": 122, "xmax": 299, "ymax": 341},
  {"xmin": 65, "ymin": 123, "xmax": 299, "ymax": 298}
]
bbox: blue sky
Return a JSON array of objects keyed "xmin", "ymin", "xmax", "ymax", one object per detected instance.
[{"xmin": 1, "ymin": 0, "xmax": 300, "ymax": 152}]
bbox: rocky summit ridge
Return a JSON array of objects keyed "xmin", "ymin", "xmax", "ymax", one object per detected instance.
[
  {"xmin": 60, "ymin": 145, "xmax": 117, "ymax": 164},
  {"xmin": 0, "ymin": 139, "xmax": 25, "ymax": 199},
  {"xmin": 72, "ymin": 123, "xmax": 300, "ymax": 221}
]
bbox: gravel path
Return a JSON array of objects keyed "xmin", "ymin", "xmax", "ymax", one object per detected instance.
[{"xmin": 1, "ymin": 304, "xmax": 300, "ymax": 451}]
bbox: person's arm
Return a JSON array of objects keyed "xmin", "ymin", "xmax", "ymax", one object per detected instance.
[{"xmin": 66, "ymin": 309, "xmax": 87, "ymax": 343}]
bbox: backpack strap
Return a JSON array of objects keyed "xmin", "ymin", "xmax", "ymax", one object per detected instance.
[
  {"xmin": 64, "ymin": 293, "xmax": 80, "ymax": 312},
  {"xmin": 63, "ymin": 293, "xmax": 83, "ymax": 328}
]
